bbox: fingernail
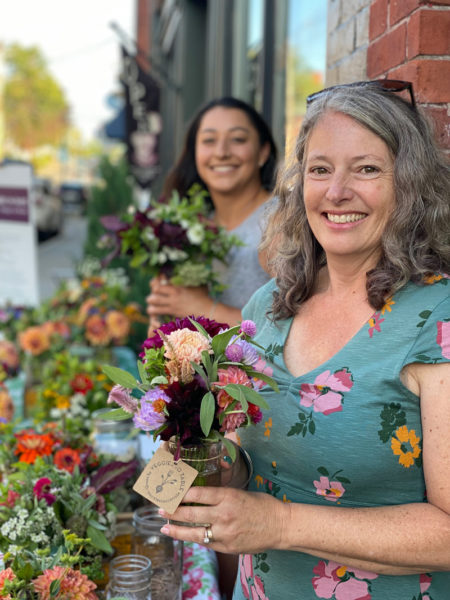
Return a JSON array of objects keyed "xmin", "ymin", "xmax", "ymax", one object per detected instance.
[{"xmin": 160, "ymin": 525, "xmax": 169, "ymax": 535}]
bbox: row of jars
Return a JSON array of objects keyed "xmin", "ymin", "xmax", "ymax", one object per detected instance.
[{"xmin": 106, "ymin": 505, "xmax": 183, "ymax": 600}]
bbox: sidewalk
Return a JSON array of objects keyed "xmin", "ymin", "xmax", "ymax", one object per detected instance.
[{"xmin": 37, "ymin": 213, "xmax": 87, "ymax": 301}]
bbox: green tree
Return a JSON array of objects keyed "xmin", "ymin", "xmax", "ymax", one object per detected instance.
[{"xmin": 4, "ymin": 43, "xmax": 70, "ymax": 149}]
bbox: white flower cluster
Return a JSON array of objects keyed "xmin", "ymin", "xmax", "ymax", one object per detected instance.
[
  {"xmin": 50, "ymin": 392, "xmax": 90, "ymax": 421},
  {"xmin": 1, "ymin": 503, "xmax": 60, "ymax": 548}
]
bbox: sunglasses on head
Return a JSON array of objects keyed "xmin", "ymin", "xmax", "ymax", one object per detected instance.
[{"xmin": 306, "ymin": 79, "xmax": 416, "ymax": 108}]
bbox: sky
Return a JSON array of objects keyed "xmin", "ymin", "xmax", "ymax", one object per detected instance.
[{"xmin": 0, "ymin": 0, "xmax": 136, "ymax": 141}]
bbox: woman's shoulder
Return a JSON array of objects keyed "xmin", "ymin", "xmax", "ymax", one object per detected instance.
[
  {"xmin": 401, "ymin": 276, "xmax": 450, "ymax": 307},
  {"xmin": 242, "ymin": 278, "xmax": 277, "ymax": 320}
]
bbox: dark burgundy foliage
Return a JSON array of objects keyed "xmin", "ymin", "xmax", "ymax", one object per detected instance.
[
  {"xmin": 90, "ymin": 459, "xmax": 140, "ymax": 494},
  {"xmin": 141, "ymin": 316, "xmax": 229, "ymax": 352}
]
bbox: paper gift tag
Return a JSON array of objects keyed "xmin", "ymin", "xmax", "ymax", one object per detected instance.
[{"xmin": 133, "ymin": 447, "xmax": 199, "ymax": 513}]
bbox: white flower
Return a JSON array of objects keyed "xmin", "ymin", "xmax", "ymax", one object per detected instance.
[
  {"xmin": 187, "ymin": 223, "xmax": 205, "ymax": 245},
  {"xmin": 165, "ymin": 247, "xmax": 188, "ymax": 261}
]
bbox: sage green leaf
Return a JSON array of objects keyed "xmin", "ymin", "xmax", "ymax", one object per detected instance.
[
  {"xmin": 95, "ymin": 407, "xmax": 131, "ymax": 421},
  {"xmin": 87, "ymin": 524, "xmax": 113, "ymax": 554},
  {"xmin": 211, "ymin": 325, "xmax": 241, "ymax": 356},
  {"xmin": 102, "ymin": 364, "xmax": 138, "ymax": 389},
  {"xmin": 137, "ymin": 360, "xmax": 149, "ymax": 385},
  {"xmin": 200, "ymin": 391, "xmax": 215, "ymax": 437}
]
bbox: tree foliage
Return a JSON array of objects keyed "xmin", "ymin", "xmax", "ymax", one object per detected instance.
[{"xmin": 4, "ymin": 43, "xmax": 70, "ymax": 149}]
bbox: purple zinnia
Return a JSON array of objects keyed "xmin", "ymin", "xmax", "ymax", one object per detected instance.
[
  {"xmin": 226, "ymin": 336, "xmax": 259, "ymax": 365},
  {"xmin": 240, "ymin": 320, "xmax": 257, "ymax": 337},
  {"xmin": 133, "ymin": 388, "xmax": 171, "ymax": 432},
  {"xmin": 225, "ymin": 343, "xmax": 244, "ymax": 362}
]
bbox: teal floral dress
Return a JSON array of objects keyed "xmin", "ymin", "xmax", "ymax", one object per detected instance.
[{"xmin": 234, "ymin": 276, "xmax": 450, "ymax": 600}]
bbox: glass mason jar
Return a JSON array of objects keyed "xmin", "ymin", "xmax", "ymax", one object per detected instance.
[
  {"xmin": 168, "ymin": 437, "xmax": 223, "ymax": 487},
  {"xmin": 131, "ymin": 505, "xmax": 183, "ymax": 600},
  {"xmin": 92, "ymin": 408, "xmax": 138, "ymax": 461},
  {"xmin": 106, "ymin": 554, "xmax": 152, "ymax": 600}
]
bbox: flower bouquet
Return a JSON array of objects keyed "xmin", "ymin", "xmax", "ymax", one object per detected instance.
[
  {"xmin": 99, "ymin": 184, "xmax": 242, "ymax": 295},
  {"xmin": 101, "ymin": 316, "xmax": 278, "ymax": 488}
]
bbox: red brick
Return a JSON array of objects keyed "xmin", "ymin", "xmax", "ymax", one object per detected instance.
[
  {"xmin": 422, "ymin": 106, "xmax": 450, "ymax": 151},
  {"xmin": 390, "ymin": 0, "xmax": 421, "ymax": 25},
  {"xmin": 389, "ymin": 58, "xmax": 450, "ymax": 103},
  {"xmin": 408, "ymin": 9, "xmax": 450, "ymax": 58},
  {"xmin": 369, "ymin": 0, "xmax": 388, "ymax": 40},
  {"xmin": 367, "ymin": 25, "xmax": 407, "ymax": 77}
]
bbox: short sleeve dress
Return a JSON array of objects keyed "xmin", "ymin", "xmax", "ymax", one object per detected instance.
[{"xmin": 233, "ymin": 275, "xmax": 450, "ymax": 600}]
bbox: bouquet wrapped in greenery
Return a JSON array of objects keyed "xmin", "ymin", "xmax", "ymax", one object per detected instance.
[{"xmin": 100, "ymin": 184, "xmax": 242, "ymax": 294}]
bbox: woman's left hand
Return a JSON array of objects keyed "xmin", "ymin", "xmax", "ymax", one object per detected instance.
[
  {"xmin": 158, "ymin": 486, "xmax": 287, "ymax": 555},
  {"xmin": 146, "ymin": 280, "xmax": 214, "ymax": 320}
]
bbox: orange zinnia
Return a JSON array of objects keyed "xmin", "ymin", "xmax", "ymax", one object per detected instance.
[
  {"xmin": 53, "ymin": 447, "xmax": 81, "ymax": 473},
  {"xmin": 14, "ymin": 432, "xmax": 55, "ymax": 463},
  {"xmin": 18, "ymin": 326, "xmax": 50, "ymax": 356},
  {"xmin": 85, "ymin": 314, "xmax": 111, "ymax": 346},
  {"xmin": 105, "ymin": 310, "xmax": 130, "ymax": 340}
]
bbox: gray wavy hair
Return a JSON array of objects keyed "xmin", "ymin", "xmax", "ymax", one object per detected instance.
[{"xmin": 262, "ymin": 82, "xmax": 450, "ymax": 319}]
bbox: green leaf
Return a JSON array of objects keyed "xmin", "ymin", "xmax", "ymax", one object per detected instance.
[
  {"xmin": 223, "ymin": 384, "xmax": 248, "ymax": 411},
  {"xmin": 137, "ymin": 360, "xmax": 149, "ymax": 385},
  {"xmin": 191, "ymin": 361, "xmax": 208, "ymax": 385},
  {"xmin": 245, "ymin": 368, "xmax": 279, "ymax": 392},
  {"xmin": 188, "ymin": 316, "xmax": 210, "ymax": 338},
  {"xmin": 200, "ymin": 391, "xmax": 215, "ymax": 437},
  {"xmin": 201, "ymin": 349, "xmax": 213, "ymax": 378},
  {"xmin": 150, "ymin": 375, "xmax": 168, "ymax": 385},
  {"xmin": 239, "ymin": 385, "xmax": 270, "ymax": 410},
  {"xmin": 87, "ymin": 524, "xmax": 113, "ymax": 554},
  {"xmin": 211, "ymin": 326, "xmax": 241, "ymax": 356},
  {"xmin": 317, "ymin": 466, "xmax": 329, "ymax": 476},
  {"xmin": 87, "ymin": 518, "xmax": 108, "ymax": 531},
  {"xmin": 50, "ymin": 579, "xmax": 61, "ymax": 597},
  {"xmin": 95, "ymin": 407, "xmax": 131, "ymax": 421},
  {"xmin": 222, "ymin": 436, "xmax": 237, "ymax": 462},
  {"xmin": 102, "ymin": 364, "xmax": 138, "ymax": 389}
]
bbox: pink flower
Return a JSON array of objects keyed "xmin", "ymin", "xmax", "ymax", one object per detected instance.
[
  {"xmin": 0, "ymin": 489, "xmax": 21, "ymax": 508},
  {"xmin": 312, "ymin": 560, "xmax": 377, "ymax": 600},
  {"xmin": 240, "ymin": 554, "xmax": 268, "ymax": 600},
  {"xmin": 215, "ymin": 366, "xmax": 252, "ymax": 409},
  {"xmin": 33, "ymin": 477, "xmax": 56, "ymax": 505},
  {"xmin": 0, "ymin": 567, "xmax": 15, "ymax": 600},
  {"xmin": 32, "ymin": 566, "xmax": 98, "ymax": 599},
  {"xmin": 436, "ymin": 321, "xmax": 450, "ymax": 359},
  {"xmin": 252, "ymin": 358, "xmax": 273, "ymax": 390},
  {"xmin": 300, "ymin": 369, "xmax": 353, "ymax": 416},
  {"xmin": 107, "ymin": 384, "xmax": 138, "ymax": 413},
  {"xmin": 368, "ymin": 312, "xmax": 384, "ymax": 338},
  {"xmin": 240, "ymin": 320, "xmax": 257, "ymax": 337},
  {"xmin": 313, "ymin": 476, "xmax": 345, "ymax": 502},
  {"xmin": 163, "ymin": 328, "xmax": 211, "ymax": 383}
]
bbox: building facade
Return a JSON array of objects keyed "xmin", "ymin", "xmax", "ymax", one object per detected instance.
[{"xmin": 135, "ymin": 0, "xmax": 449, "ymax": 194}]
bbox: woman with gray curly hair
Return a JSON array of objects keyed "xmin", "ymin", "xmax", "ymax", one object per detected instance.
[{"xmin": 159, "ymin": 80, "xmax": 450, "ymax": 599}]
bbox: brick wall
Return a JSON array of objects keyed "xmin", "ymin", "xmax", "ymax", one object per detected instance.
[
  {"xmin": 327, "ymin": 0, "xmax": 450, "ymax": 151},
  {"xmin": 367, "ymin": 0, "xmax": 450, "ymax": 151}
]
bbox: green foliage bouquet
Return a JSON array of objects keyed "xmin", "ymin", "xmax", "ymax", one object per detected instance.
[{"xmin": 100, "ymin": 184, "xmax": 242, "ymax": 294}]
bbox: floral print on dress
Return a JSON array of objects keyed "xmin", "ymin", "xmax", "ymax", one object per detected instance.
[
  {"xmin": 312, "ymin": 560, "xmax": 378, "ymax": 599},
  {"xmin": 240, "ymin": 554, "xmax": 268, "ymax": 600},
  {"xmin": 412, "ymin": 574, "xmax": 433, "ymax": 600},
  {"xmin": 182, "ymin": 542, "xmax": 221, "ymax": 599},
  {"xmin": 288, "ymin": 369, "xmax": 353, "ymax": 438},
  {"xmin": 314, "ymin": 467, "xmax": 351, "ymax": 502},
  {"xmin": 378, "ymin": 404, "xmax": 422, "ymax": 469},
  {"xmin": 436, "ymin": 320, "xmax": 450, "ymax": 359}
]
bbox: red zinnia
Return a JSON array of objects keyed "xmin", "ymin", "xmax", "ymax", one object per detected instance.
[
  {"xmin": 70, "ymin": 373, "xmax": 94, "ymax": 394},
  {"xmin": 53, "ymin": 447, "xmax": 81, "ymax": 473}
]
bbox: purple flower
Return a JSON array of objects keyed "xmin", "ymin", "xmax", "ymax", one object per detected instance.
[
  {"xmin": 226, "ymin": 336, "xmax": 259, "ymax": 365},
  {"xmin": 133, "ymin": 388, "xmax": 171, "ymax": 432},
  {"xmin": 107, "ymin": 385, "xmax": 139, "ymax": 414},
  {"xmin": 240, "ymin": 320, "xmax": 257, "ymax": 337},
  {"xmin": 225, "ymin": 343, "xmax": 244, "ymax": 362}
]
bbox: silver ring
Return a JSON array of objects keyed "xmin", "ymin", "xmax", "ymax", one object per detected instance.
[{"xmin": 203, "ymin": 525, "xmax": 213, "ymax": 544}]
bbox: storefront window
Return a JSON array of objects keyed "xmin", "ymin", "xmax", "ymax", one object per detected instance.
[
  {"xmin": 246, "ymin": 0, "xmax": 264, "ymax": 112},
  {"xmin": 285, "ymin": 1, "xmax": 327, "ymax": 155}
]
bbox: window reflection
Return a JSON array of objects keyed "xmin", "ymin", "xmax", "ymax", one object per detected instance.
[
  {"xmin": 247, "ymin": 0, "xmax": 264, "ymax": 112},
  {"xmin": 285, "ymin": 0, "xmax": 326, "ymax": 155}
]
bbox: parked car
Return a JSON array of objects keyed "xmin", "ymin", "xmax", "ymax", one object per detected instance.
[
  {"xmin": 59, "ymin": 181, "xmax": 88, "ymax": 213},
  {"xmin": 34, "ymin": 177, "xmax": 63, "ymax": 240}
]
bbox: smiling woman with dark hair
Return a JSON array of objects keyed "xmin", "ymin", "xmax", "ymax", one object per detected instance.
[
  {"xmin": 157, "ymin": 81, "xmax": 450, "ymax": 599},
  {"xmin": 146, "ymin": 97, "xmax": 278, "ymax": 330}
]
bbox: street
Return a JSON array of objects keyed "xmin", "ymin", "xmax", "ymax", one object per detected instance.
[{"xmin": 37, "ymin": 212, "xmax": 87, "ymax": 301}]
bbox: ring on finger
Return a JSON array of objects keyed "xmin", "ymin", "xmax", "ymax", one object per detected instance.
[{"xmin": 203, "ymin": 525, "xmax": 214, "ymax": 544}]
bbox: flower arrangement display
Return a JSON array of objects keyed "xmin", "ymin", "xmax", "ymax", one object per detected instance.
[
  {"xmin": 0, "ymin": 530, "xmax": 100, "ymax": 599},
  {"xmin": 28, "ymin": 351, "xmax": 112, "ymax": 433},
  {"xmin": 102, "ymin": 316, "xmax": 278, "ymax": 461},
  {"xmin": 0, "ymin": 420, "xmax": 139, "ymax": 586},
  {"xmin": 100, "ymin": 184, "xmax": 242, "ymax": 294}
]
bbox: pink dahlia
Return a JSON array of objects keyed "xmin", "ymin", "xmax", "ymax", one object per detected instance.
[
  {"xmin": 0, "ymin": 567, "xmax": 15, "ymax": 600},
  {"xmin": 163, "ymin": 328, "xmax": 211, "ymax": 383},
  {"xmin": 215, "ymin": 366, "xmax": 252, "ymax": 409},
  {"xmin": 32, "ymin": 566, "xmax": 98, "ymax": 600}
]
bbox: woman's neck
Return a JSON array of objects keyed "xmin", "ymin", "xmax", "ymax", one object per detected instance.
[{"xmin": 212, "ymin": 185, "xmax": 270, "ymax": 231}]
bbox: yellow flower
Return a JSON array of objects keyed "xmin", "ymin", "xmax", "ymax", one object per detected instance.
[
  {"xmin": 424, "ymin": 274, "xmax": 443, "ymax": 285},
  {"xmin": 255, "ymin": 475, "xmax": 264, "ymax": 488},
  {"xmin": 56, "ymin": 395, "xmax": 70, "ymax": 409},
  {"xmin": 391, "ymin": 425, "xmax": 421, "ymax": 468},
  {"xmin": 380, "ymin": 297, "xmax": 395, "ymax": 314},
  {"xmin": 264, "ymin": 417, "xmax": 272, "ymax": 438}
]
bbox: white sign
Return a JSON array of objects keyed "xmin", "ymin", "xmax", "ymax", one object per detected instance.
[{"xmin": 0, "ymin": 162, "xmax": 39, "ymax": 306}]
